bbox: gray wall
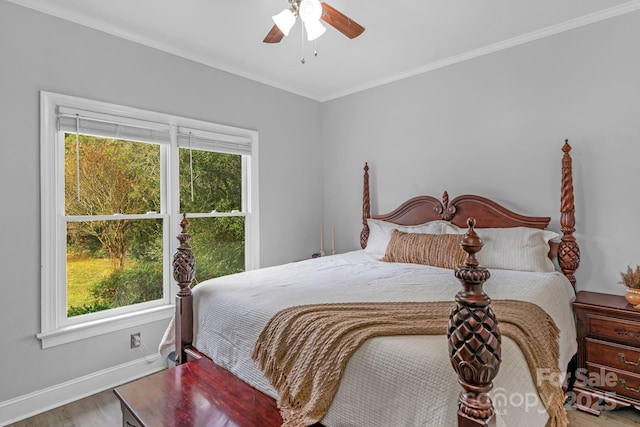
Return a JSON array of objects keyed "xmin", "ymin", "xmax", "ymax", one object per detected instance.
[
  {"xmin": 0, "ymin": 1, "xmax": 323, "ymax": 405},
  {"xmin": 2, "ymin": 0, "xmax": 640, "ymax": 419},
  {"xmin": 322, "ymin": 10, "xmax": 640, "ymax": 297}
]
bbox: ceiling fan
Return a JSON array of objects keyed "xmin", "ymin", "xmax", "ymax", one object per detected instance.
[{"xmin": 264, "ymin": 0, "xmax": 365, "ymax": 43}]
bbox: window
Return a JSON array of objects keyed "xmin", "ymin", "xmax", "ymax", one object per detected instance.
[{"xmin": 39, "ymin": 92, "xmax": 259, "ymax": 348}]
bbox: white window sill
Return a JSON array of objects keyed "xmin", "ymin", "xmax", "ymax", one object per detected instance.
[{"xmin": 37, "ymin": 305, "xmax": 174, "ymax": 349}]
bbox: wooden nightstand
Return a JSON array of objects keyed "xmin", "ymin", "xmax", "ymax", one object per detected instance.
[{"xmin": 573, "ymin": 291, "xmax": 640, "ymax": 415}]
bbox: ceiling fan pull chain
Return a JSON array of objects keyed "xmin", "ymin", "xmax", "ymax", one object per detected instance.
[
  {"xmin": 314, "ymin": 39, "xmax": 318, "ymax": 57},
  {"xmin": 300, "ymin": 19, "xmax": 305, "ymax": 64}
]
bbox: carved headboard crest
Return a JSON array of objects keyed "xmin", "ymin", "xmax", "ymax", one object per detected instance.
[{"xmin": 435, "ymin": 191, "xmax": 457, "ymax": 221}]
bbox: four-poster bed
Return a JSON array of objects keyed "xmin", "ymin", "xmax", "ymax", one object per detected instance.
[{"xmin": 162, "ymin": 141, "xmax": 580, "ymax": 427}]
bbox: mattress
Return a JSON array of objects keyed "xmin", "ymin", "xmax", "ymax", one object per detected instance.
[{"xmin": 159, "ymin": 250, "xmax": 576, "ymax": 426}]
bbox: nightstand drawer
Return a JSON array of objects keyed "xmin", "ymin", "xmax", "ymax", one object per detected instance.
[
  {"xmin": 591, "ymin": 367, "xmax": 640, "ymax": 401},
  {"xmin": 586, "ymin": 338, "xmax": 640, "ymax": 374},
  {"xmin": 587, "ymin": 314, "xmax": 640, "ymax": 346}
]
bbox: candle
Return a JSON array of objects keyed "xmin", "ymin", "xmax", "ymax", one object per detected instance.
[{"xmin": 331, "ymin": 225, "xmax": 335, "ymax": 255}]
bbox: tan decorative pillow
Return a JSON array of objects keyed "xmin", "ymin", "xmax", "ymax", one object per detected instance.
[{"xmin": 382, "ymin": 230, "xmax": 466, "ymax": 269}]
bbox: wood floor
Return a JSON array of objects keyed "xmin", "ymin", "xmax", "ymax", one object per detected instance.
[
  {"xmin": 7, "ymin": 386, "xmax": 640, "ymax": 427},
  {"xmin": 6, "ymin": 389, "xmax": 121, "ymax": 427}
]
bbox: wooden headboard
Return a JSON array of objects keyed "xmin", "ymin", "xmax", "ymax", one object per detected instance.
[
  {"xmin": 359, "ymin": 140, "xmax": 580, "ymax": 288},
  {"xmin": 367, "ymin": 192, "xmax": 551, "ymax": 230}
]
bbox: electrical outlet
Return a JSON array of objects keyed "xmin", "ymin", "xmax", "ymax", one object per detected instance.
[{"xmin": 130, "ymin": 333, "xmax": 141, "ymax": 348}]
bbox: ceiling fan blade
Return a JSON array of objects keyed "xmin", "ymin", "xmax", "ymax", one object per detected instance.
[
  {"xmin": 263, "ymin": 24, "xmax": 285, "ymax": 43},
  {"xmin": 320, "ymin": 2, "xmax": 365, "ymax": 39}
]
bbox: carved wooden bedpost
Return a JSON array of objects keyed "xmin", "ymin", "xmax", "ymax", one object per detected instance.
[
  {"xmin": 173, "ymin": 213, "xmax": 195, "ymax": 365},
  {"xmin": 360, "ymin": 162, "xmax": 370, "ymax": 249},
  {"xmin": 559, "ymin": 140, "xmax": 580, "ymax": 288},
  {"xmin": 448, "ymin": 218, "xmax": 501, "ymax": 427}
]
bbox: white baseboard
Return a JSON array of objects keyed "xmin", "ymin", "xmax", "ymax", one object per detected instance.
[{"xmin": 0, "ymin": 353, "xmax": 166, "ymax": 426}]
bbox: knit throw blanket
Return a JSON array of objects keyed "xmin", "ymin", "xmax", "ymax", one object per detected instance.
[{"xmin": 251, "ymin": 300, "xmax": 567, "ymax": 427}]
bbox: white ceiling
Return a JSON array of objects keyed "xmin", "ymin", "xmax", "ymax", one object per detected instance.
[{"xmin": 7, "ymin": 0, "xmax": 640, "ymax": 101}]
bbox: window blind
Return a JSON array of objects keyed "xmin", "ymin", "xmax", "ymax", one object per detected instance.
[
  {"xmin": 177, "ymin": 126, "xmax": 252, "ymax": 155},
  {"xmin": 57, "ymin": 106, "xmax": 172, "ymax": 144}
]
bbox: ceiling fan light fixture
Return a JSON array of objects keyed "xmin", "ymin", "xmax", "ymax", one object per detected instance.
[
  {"xmin": 272, "ymin": 8, "xmax": 296, "ymax": 36},
  {"xmin": 304, "ymin": 19, "xmax": 326, "ymax": 41},
  {"xmin": 263, "ymin": 0, "xmax": 364, "ymax": 46},
  {"xmin": 298, "ymin": 0, "xmax": 323, "ymax": 22}
]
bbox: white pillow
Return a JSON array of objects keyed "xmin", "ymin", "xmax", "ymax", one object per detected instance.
[
  {"xmin": 364, "ymin": 219, "xmax": 447, "ymax": 256},
  {"xmin": 442, "ymin": 223, "xmax": 558, "ymax": 272}
]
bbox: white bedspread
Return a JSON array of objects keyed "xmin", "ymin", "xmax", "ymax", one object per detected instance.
[{"xmin": 159, "ymin": 250, "xmax": 576, "ymax": 427}]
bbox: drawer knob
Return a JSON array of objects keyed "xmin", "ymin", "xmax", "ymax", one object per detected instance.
[
  {"xmin": 618, "ymin": 378, "xmax": 640, "ymax": 394},
  {"xmin": 618, "ymin": 352, "xmax": 640, "ymax": 366}
]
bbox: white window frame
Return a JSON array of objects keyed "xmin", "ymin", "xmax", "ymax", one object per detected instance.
[{"xmin": 38, "ymin": 92, "xmax": 259, "ymax": 348}]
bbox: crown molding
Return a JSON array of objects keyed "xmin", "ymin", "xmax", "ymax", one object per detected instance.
[
  {"xmin": 321, "ymin": 0, "xmax": 640, "ymax": 101},
  {"xmin": 6, "ymin": 0, "xmax": 640, "ymax": 102}
]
